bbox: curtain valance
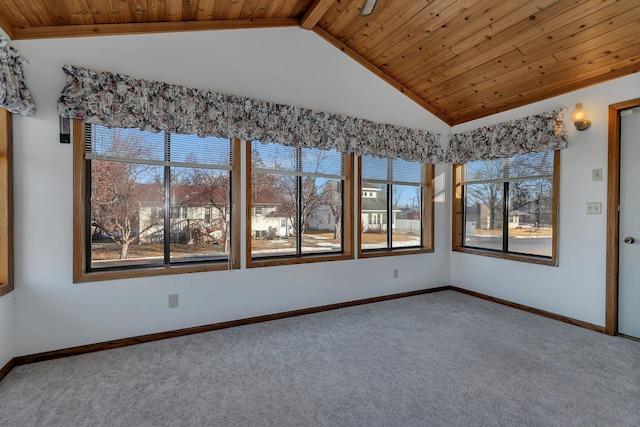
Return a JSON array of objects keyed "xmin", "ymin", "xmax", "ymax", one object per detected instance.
[
  {"xmin": 57, "ymin": 65, "xmax": 444, "ymax": 163},
  {"xmin": 446, "ymin": 110, "xmax": 567, "ymax": 163},
  {"xmin": 0, "ymin": 36, "xmax": 35, "ymax": 116}
]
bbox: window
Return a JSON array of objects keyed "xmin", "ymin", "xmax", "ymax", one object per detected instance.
[
  {"xmin": 453, "ymin": 151, "xmax": 559, "ymax": 265},
  {"xmin": 73, "ymin": 122, "xmax": 240, "ymax": 282},
  {"xmin": 247, "ymin": 141, "xmax": 353, "ymax": 267},
  {"xmin": 359, "ymin": 155, "xmax": 434, "ymax": 257},
  {"xmin": 0, "ymin": 109, "xmax": 12, "ymax": 297}
]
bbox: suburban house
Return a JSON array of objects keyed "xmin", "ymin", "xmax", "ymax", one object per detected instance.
[
  {"xmin": 0, "ymin": 1, "xmax": 639, "ymax": 424},
  {"xmin": 250, "ymin": 203, "xmax": 291, "ymax": 239},
  {"xmin": 360, "ymin": 181, "xmax": 401, "ymax": 233}
]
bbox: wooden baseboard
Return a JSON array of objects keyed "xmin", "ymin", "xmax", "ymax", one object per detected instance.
[
  {"xmin": 450, "ymin": 286, "xmax": 605, "ymax": 333},
  {"xmin": 0, "ymin": 357, "xmax": 15, "ymax": 382},
  {"xmin": 617, "ymin": 333, "xmax": 640, "ymax": 343},
  {"xmin": 14, "ymin": 286, "xmax": 450, "ymax": 366},
  {"xmin": 7, "ymin": 285, "xmax": 609, "ymax": 374}
]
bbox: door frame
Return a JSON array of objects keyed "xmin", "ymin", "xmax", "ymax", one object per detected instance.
[{"xmin": 606, "ymin": 98, "xmax": 640, "ymax": 335}]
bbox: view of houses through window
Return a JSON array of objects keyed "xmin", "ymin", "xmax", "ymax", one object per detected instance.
[
  {"xmin": 87, "ymin": 125, "xmax": 233, "ymax": 270},
  {"xmin": 82, "ymin": 124, "xmax": 434, "ymax": 277},
  {"xmin": 360, "ymin": 155, "xmax": 426, "ymax": 251},
  {"xmin": 249, "ymin": 141, "xmax": 345, "ymax": 258},
  {"xmin": 461, "ymin": 151, "xmax": 556, "ymax": 258}
]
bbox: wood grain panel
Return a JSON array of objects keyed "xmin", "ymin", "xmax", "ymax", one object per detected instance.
[
  {"xmin": 84, "ymin": 0, "xmax": 116, "ymax": 24},
  {"xmin": 401, "ymin": 0, "xmax": 599, "ymax": 90},
  {"xmin": 12, "ymin": 18, "xmax": 299, "ymax": 39},
  {"xmin": 1, "ymin": 0, "xmax": 639, "ymax": 125},
  {"xmin": 251, "ymin": 0, "xmax": 273, "ymax": 19},
  {"xmin": 105, "ymin": 0, "xmax": 132, "ymax": 23},
  {"xmin": 350, "ymin": 0, "xmax": 450, "ymax": 59},
  {"xmin": 300, "ymin": 0, "xmax": 334, "ymax": 30},
  {"xmin": 449, "ymin": 0, "xmax": 560, "ymax": 55},
  {"xmin": 163, "ymin": 0, "xmax": 183, "ymax": 21},
  {"xmin": 263, "ymin": 0, "xmax": 287, "ymax": 19},
  {"xmin": 322, "ymin": 0, "xmax": 360, "ymax": 35},
  {"xmin": 3, "ymin": 0, "xmax": 44, "ymax": 28},
  {"xmin": 225, "ymin": 0, "xmax": 246, "ymax": 19},
  {"xmin": 453, "ymin": 62, "xmax": 640, "ymax": 124},
  {"xmin": 341, "ymin": 0, "xmax": 426, "ymax": 53},
  {"xmin": 0, "ymin": 109, "xmax": 13, "ymax": 296},
  {"xmin": 238, "ymin": 0, "xmax": 259, "ymax": 19},
  {"xmin": 368, "ymin": 0, "xmax": 484, "ymax": 68},
  {"xmin": 62, "ymin": 0, "xmax": 95, "ymax": 25},
  {"xmin": 422, "ymin": 7, "xmax": 640, "ymax": 102},
  {"xmin": 195, "ymin": 0, "xmax": 215, "ymax": 20}
]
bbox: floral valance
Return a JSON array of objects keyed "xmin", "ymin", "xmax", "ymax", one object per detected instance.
[
  {"xmin": 57, "ymin": 65, "xmax": 444, "ymax": 163},
  {"xmin": 0, "ymin": 36, "xmax": 35, "ymax": 116},
  {"xmin": 445, "ymin": 109, "xmax": 567, "ymax": 163}
]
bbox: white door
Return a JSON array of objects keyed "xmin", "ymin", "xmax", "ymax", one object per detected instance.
[{"xmin": 619, "ymin": 106, "xmax": 640, "ymax": 338}]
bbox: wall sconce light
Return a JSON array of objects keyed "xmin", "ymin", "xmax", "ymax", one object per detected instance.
[
  {"xmin": 360, "ymin": 0, "xmax": 378, "ymax": 16},
  {"xmin": 570, "ymin": 103, "xmax": 591, "ymax": 131}
]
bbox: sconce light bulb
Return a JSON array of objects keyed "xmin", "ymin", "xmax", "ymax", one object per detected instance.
[{"xmin": 571, "ymin": 103, "xmax": 591, "ymax": 131}]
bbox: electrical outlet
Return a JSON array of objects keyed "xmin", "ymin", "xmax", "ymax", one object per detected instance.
[
  {"xmin": 592, "ymin": 168, "xmax": 603, "ymax": 181},
  {"xmin": 393, "ymin": 269, "xmax": 399, "ymax": 279},
  {"xmin": 586, "ymin": 202, "xmax": 602, "ymax": 215},
  {"xmin": 168, "ymin": 293, "xmax": 179, "ymax": 308}
]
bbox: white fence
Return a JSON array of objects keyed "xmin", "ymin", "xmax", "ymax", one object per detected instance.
[{"xmin": 395, "ymin": 219, "xmax": 421, "ymax": 232}]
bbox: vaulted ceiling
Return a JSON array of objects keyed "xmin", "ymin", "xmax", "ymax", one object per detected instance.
[{"xmin": 0, "ymin": 0, "xmax": 638, "ymax": 125}]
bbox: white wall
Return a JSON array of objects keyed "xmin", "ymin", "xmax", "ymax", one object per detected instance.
[
  {"xmin": 450, "ymin": 73, "xmax": 640, "ymax": 327},
  {"xmin": 10, "ymin": 28, "xmax": 451, "ymax": 356},
  {"xmin": 0, "ymin": 27, "xmax": 15, "ymax": 369},
  {"xmin": 0, "ymin": 292, "xmax": 15, "ymax": 368}
]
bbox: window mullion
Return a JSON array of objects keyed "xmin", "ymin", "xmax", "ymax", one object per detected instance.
[
  {"xmin": 387, "ymin": 183, "xmax": 393, "ymax": 249},
  {"xmin": 503, "ymin": 181, "xmax": 509, "ymax": 253},
  {"xmin": 387, "ymin": 159, "xmax": 393, "ymax": 250},
  {"xmin": 296, "ymin": 148, "xmax": 302, "ymax": 255},
  {"xmin": 163, "ymin": 133, "xmax": 171, "ymax": 265},
  {"xmin": 85, "ymin": 158, "xmax": 93, "ymax": 273}
]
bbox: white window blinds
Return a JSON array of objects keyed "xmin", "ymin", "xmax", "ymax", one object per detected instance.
[{"xmin": 85, "ymin": 124, "xmax": 231, "ymax": 170}]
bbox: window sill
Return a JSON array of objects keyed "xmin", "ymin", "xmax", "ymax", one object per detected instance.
[
  {"xmin": 452, "ymin": 246, "xmax": 557, "ymax": 266},
  {"xmin": 247, "ymin": 252, "xmax": 354, "ymax": 268},
  {"xmin": 358, "ymin": 247, "xmax": 433, "ymax": 259},
  {"xmin": 74, "ymin": 262, "xmax": 238, "ymax": 283}
]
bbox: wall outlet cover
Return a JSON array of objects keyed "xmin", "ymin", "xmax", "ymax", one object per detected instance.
[{"xmin": 168, "ymin": 293, "xmax": 179, "ymax": 308}]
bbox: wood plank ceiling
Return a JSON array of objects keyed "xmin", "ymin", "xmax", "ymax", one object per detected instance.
[{"xmin": 0, "ymin": 0, "xmax": 638, "ymax": 125}]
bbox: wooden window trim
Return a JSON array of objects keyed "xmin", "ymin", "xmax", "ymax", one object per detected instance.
[
  {"xmin": 72, "ymin": 121, "xmax": 241, "ymax": 283},
  {"xmin": 0, "ymin": 109, "xmax": 13, "ymax": 297},
  {"xmin": 452, "ymin": 151, "xmax": 560, "ymax": 267},
  {"xmin": 245, "ymin": 144, "xmax": 354, "ymax": 268},
  {"xmin": 357, "ymin": 158, "xmax": 434, "ymax": 259}
]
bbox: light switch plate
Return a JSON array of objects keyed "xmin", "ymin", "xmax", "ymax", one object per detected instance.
[
  {"xmin": 592, "ymin": 168, "xmax": 603, "ymax": 181},
  {"xmin": 586, "ymin": 202, "xmax": 602, "ymax": 215}
]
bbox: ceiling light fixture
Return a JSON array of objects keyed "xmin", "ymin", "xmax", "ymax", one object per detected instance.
[
  {"xmin": 570, "ymin": 103, "xmax": 591, "ymax": 131},
  {"xmin": 360, "ymin": 0, "xmax": 377, "ymax": 16}
]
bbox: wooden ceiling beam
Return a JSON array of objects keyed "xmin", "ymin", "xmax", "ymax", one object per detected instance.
[
  {"xmin": 312, "ymin": 26, "xmax": 452, "ymax": 125},
  {"xmin": 10, "ymin": 18, "xmax": 300, "ymax": 40},
  {"xmin": 300, "ymin": 0, "xmax": 335, "ymax": 29}
]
